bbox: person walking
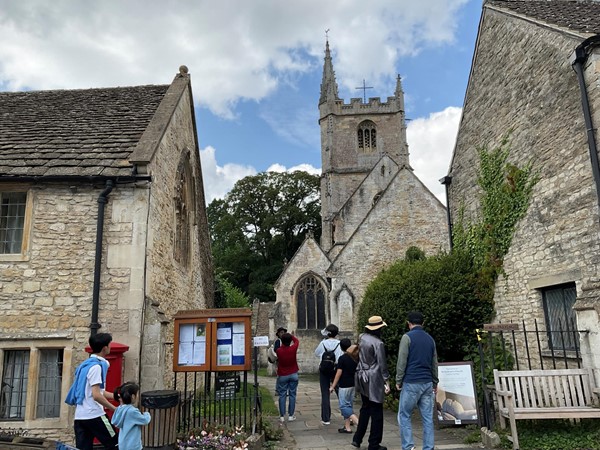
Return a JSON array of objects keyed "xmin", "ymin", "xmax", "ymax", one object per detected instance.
[
  {"xmin": 395, "ymin": 311, "xmax": 438, "ymax": 450},
  {"xmin": 65, "ymin": 332, "xmax": 118, "ymax": 450},
  {"xmin": 314, "ymin": 324, "xmax": 344, "ymax": 425},
  {"xmin": 353, "ymin": 316, "xmax": 390, "ymax": 450},
  {"xmin": 329, "ymin": 338, "xmax": 359, "ymax": 433},
  {"xmin": 111, "ymin": 382, "xmax": 151, "ymax": 450},
  {"xmin": 275, "ymin": 332, "xmax": 300, "ymax": 423}
]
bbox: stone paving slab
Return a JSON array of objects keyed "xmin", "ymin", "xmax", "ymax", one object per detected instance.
[{"xmin": 260, "ymin": 375, "xmax": 481, "ymax": 450}]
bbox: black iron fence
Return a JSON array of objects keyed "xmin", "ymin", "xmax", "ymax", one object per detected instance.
[
  {"xmin": 173, "ymin": 369, "xmax": 262, "ymax": 438},
  {"xmin": 475, "ymin": 318, "xmax": 585, "ymax": 429}
]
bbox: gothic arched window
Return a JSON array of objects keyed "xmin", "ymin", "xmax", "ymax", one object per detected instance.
[
  {"xmin": 357, "ymin": 120, "xmax": 377, "ymax": 153},
  {"xmin": 296, "ymin": 275, "xmax": 326, "ymax": 329},
  {"xmin": 174, "ymin": 151, "xmax": 196, "ymax": 268}
]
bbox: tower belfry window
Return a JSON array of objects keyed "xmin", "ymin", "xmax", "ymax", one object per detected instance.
[{"xmin": 357, "ymin": 121, "xmax": 377, "ymax": 153}]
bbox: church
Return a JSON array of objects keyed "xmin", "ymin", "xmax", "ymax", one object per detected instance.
[{"xmin": 272, "ymin": 42, "xmax": 449, "ymax": 372}]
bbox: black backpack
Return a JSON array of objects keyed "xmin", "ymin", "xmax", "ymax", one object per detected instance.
[{"xmin": 319, "ymin": 342, "xmax": 339, "ymax": 375}]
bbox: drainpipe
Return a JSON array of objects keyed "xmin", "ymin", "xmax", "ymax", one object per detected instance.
[
  {"xmin": 440, "ymin": 175, "xmax": 453, "ymax": 249},
  {"xmin": 90, "ymin": 180, "xmax": 114, "ymax": 336},
  {"xmin": 571, "ymin": 35, "xmax": 600, "ymax": 216}
]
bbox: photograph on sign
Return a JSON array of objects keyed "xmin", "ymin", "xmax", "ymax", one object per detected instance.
[{"xmin": 436, "ymin": 362, "xmax": 479, "ymax": 425}]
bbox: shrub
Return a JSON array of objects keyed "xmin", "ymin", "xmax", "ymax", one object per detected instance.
[{"xmin": 358, "ymin": 249, "xmax": 494, "ymax": 373}]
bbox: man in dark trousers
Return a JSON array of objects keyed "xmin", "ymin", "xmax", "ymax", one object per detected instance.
[
  {"xmin": 395, "ymin": 311, "xmax": 438, "ymax": 450},
  {"xmin": 353, "ymin": 316, "xmax": 390, "ymax": 450}
]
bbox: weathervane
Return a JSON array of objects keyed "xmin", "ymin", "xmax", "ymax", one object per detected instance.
[
  {"xmin": 325, "ymin": 29, "xmax": 330, "ymax": 41},
  {"xmin": 355, "ymin": 79, "xmax": 373, "ymax": 103}
]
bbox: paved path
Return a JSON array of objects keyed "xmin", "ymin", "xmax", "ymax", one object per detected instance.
[{"xmin": 259, "ymin": 376, "xmax": 481, "ymax": 450}]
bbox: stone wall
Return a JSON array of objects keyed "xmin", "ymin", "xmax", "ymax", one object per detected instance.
[
  {"xmin": 448, "ymin": 8, "xmax": 600, "ymax": 374},
  {"xmin": 0, "ymin": 183, "xmax": 142, "ymax": 438},
  {"xmin": 143, "ymin": 85, "xmax": 213, "ymax": 390},
  {"xmin": 328, "ymin": 168, "xmax": 449, "ymax": 320}
]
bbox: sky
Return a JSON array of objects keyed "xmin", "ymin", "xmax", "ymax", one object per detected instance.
[{"xmin": 0, "ymin": 0, "xmax": 484, "ymax": 204}]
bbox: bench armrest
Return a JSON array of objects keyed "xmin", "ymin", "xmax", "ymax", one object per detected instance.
[
  {"xmin": 495, "ymin": 389, "xmax": 513, "ymax": 398},
  {"xmin": 593, "ymin": 388, "xmax": 600, "ymax": 397}
]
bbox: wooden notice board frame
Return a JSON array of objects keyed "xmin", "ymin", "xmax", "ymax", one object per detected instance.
[{"xmin": 173, "ymin": 308, "xmax": 252, "ymax": 372}]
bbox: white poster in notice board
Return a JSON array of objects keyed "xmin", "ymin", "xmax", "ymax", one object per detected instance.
[{"xmin": 436, "ymin": 361, "xmax": 479, "ymax": 425}]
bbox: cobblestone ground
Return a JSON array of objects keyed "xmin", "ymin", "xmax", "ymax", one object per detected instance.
[{"xmin": 259, "ymin": 375, "xmax": 482, "ymax": 450}]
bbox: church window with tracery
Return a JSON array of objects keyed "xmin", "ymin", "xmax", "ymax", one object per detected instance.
[
  {"xmin": 357, "ymin": 120, "xmax": 377, "ymax": 153},
  {"xmin": 296, "ymin": 275, "xmax": 326, "ymax": 329},
  {"xmin": 174, "ymin": 152, "xmax": 196, "ymax": 268}
]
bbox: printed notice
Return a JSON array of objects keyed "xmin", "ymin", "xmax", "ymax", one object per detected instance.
[
  {"xmin": 192, "ymin": 342, "xmax": 206, "ymax": 365},
  {"xmin": 179, "ymin": 324, "xmax": 195, "ymax": 343},
  {"xmin": 178, "ymin": 342, "xmax": 193, "ymax": 365},
  {"xmin": 232, "ymin": 333, "xmax": 245, "ymax": 356},
  {"xmin": 232, "ymin": 322, "xmax": 245, "ymax": 333},
  {"xmin": 217, "ymin": 326, "xmax": 232, "ymax": 340}
]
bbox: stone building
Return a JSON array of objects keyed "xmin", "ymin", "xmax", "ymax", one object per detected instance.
[
  {"xmin": 274, "ymin": 42, "xmax": 449, "ymax": 372},
  {"xmin": 447, "ymin": 0, "xmax": 600, "ymax": 375},
  {"xmin": 0, "ymin": 68, "xmax": 213, "ymax": 440}
]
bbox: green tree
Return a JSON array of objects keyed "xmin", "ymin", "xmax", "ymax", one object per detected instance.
[
  {"xmin": 358, "ymin": 248, "xmax": 493, "ymax": 373},
  {"xmin": 208, "ymin": 171, "xmax": 321, "ymax": 302}
]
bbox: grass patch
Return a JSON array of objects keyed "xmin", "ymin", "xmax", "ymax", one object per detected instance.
[
  {"xmin": 496, "ymin": 419, "xmax": 600, "ymax": 450},
  {"xmin": 259, "ymin": 385, "xmax": 279, "ymax": 417}
]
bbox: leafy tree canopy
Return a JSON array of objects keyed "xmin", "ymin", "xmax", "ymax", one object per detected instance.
[{"xmin": 208, "ymin": 171, "xmax": 321, "ymax": 302}]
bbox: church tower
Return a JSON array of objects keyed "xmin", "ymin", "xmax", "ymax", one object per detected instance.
[{"xmin": 319, "ymin": 40, "xmax": 410, "ymax": 252}]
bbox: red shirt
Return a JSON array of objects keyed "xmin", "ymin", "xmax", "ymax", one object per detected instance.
[{"xmin": 276, "ymin": 335, "xmax": 299, "ymax": 376}]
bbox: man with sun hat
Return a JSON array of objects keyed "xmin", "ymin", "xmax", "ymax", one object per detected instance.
[{"xmin": 352, "ymin": 315, "xmax": 390, "ymax": 450}]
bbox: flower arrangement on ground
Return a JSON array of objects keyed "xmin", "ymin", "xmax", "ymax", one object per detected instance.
[{"xmin": 177, "ymin": 424, "xmax": 248, "ymax": 450}]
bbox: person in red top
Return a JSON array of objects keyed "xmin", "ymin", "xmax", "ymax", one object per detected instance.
[{"xmin": 275, "ymin": 332, "xmax": 299, "ymax": 423}]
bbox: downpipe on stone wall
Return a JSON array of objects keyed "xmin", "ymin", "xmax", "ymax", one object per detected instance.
[
  {"xmin": 90, "ymin": 180, "xmax": 114, "ymax": 336},
  {"xmin": 571, "ymin": 35, "xmax": 600, "ymax": 217}
]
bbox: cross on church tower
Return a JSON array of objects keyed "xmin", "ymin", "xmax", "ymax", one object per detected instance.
[{"xmin": 355, "ymin": 79, "xmax": 373, "ymax": 103}]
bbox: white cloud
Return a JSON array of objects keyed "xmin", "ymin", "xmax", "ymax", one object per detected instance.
[
  {"xmin": 266, "ymin": 163, "xmax": 320, "ymax": 175},
  {"xmin": 200, "ymin": 146, "xmax": 256, "ymax": 203},
  {"xmin": 0, "ymin": 0, "xmax": 469, "ymax": 117},
  {"xmin": 407, "ymin": 106, "xmax": 462, "ymax": 204},
  {"xmin": 200, "ymin": 149, "xmax": 321, "ymax": 204}
]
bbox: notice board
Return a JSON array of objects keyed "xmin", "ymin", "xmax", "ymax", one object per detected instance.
[{"xmin": 173, "ymin": 308, "xmax": 252, "ymax": 372}]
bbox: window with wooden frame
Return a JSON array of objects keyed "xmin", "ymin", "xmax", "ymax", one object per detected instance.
[
  {"xmin": 541, "ymin": 283, "xmax": 578, "ymax": 351},
  {"xmin": 0, "ymin": 341, "xmax": 69, "ymax": 424},
  {"xmin": 0, "ymin": 190, "xmax": 32, "ymax": 261}
]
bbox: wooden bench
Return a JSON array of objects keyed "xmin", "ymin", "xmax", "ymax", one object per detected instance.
[{"xmin": 493, "ymin": 368, "xmax": 600, "ymax": 450}]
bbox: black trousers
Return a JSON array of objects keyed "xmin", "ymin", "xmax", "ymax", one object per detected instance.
[
  {"xmin": 319, "ymin": 371, "xmax": 334, "ymax": 422},
  {"xmin": 74, "ymin": 415, "xmax": 118, "ymax": 450},
  {"xmin": 353, "ymin": 394, "xmax": 384, "ymax": 450}
]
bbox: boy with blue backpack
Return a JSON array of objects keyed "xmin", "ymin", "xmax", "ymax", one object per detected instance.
[{"xmin": 65, "ymin": 333, "xmax": 118, "ymax": 450}]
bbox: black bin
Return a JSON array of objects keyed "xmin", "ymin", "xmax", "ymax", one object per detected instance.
[{"xmin": 141, "ymin": 390, "xmax": 180, "ymax": 449}]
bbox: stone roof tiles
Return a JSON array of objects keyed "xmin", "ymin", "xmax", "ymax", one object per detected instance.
[
  {"xmin": 488, "ymin": 0, "xmax": 600, "ymax": 34},
  {"xmin": 0, "ymin": 84, "xmax": 169, "ymax": 177}
]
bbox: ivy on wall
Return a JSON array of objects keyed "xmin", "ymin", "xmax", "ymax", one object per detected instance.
[{"xmin": 453, "ymin": 137, "xmax": 539, "ymax": 305}]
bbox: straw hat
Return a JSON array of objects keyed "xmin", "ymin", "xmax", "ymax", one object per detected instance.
[{"xmin": 365, "ymin": 316, "xmax": 387, "ymax": 330}]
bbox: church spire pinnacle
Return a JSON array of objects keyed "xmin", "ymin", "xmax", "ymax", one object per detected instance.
[
  {"xmin": 395, "ymin": 74, "xmax": 405, "ymax": 111},
  {"xmin": 319, "ymin": 36, "xmax": 339, "ymax": 105}
]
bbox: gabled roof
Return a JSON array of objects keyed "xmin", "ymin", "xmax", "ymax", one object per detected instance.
[
  {"xmin": 0, "ymin": 84, "xmax": 169, "ymax": 177},
  {"xmin": 487, "ymin": 0, "xmax": 600, "ymax": 34}
]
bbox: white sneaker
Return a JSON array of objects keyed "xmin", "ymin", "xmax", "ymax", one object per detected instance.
[
  {"xmin": 279, "ymin": 416, "xmax": 285, "ymax": 423},
  {"xmin": 288, "ymin": 415, "xmax": 297, "ymax": 422},
  {"xmin": 321, "ymin": 420, "xmax": 331, "ymax": 425}
]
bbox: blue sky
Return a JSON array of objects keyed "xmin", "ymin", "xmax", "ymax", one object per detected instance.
[{"xmin": 0, "ymin": 0, "xmax": 483, "ymax": 203}]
